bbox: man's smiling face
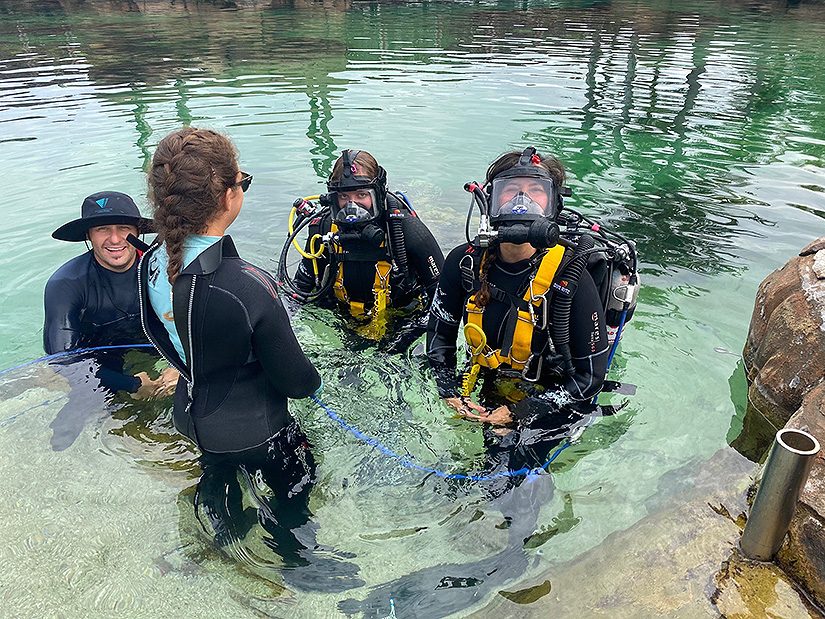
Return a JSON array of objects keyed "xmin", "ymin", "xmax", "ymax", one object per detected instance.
[{"xmin": 87, "ymin": 224, "xmax": 138, "ymax": 272}]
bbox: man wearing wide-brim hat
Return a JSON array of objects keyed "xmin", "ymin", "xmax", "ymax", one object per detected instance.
[{"xmin": 44, "ymin": 191, "xmax": 175, "ymax": 404}]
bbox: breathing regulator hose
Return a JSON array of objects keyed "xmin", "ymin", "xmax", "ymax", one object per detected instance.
[
  {"xmin": 276, "ymin": 198, "xmax": 335, "ymax": 303},
  {"xmin": 388, "ymin": 213, "xmax": 411, "ymax": 281},
  {"xmin": 552, "ymin": 233, "xmax": 595, "ymax": 376},
  {"xmin": 464, "ymin": 182, "xmax": 490, "ymax": 244}
]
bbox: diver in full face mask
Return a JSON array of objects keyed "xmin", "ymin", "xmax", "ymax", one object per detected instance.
[
  {"xmin": 426, "ymin": 147, "xmax": 612, "ymax": 429},
  {"xmin": 288, "ymin": 150, "xmax": 444, "ymax": 342}
]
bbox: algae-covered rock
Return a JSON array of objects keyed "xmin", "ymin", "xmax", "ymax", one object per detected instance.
[
  {"xmin": 774, "ymin": 389, "xmax": 825, "ymax": 609},
  {"xmin": 775, "ymin": 503, "xmax": 825, "ymax": 611},
  {"xmin": 712, "ymin": 549, "xmax": 820, "ymax": 618}
]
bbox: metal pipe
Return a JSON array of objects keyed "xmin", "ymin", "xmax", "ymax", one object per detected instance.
[{"xmin": 740, "ymin": 428, "xmax": 820, "ymax": 561}]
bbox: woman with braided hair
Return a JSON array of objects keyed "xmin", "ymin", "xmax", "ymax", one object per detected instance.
[
  {"xmin": 135, "ymin": 128, "xmax": 354, "ymax": 585},
  {"xmin": 426, "ymin": 148, "xmax": 609, "ymax": 496}
]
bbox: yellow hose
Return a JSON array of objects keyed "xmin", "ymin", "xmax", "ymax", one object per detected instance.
[
  {"xmin": 460, "ymin": 323, "xmax": 489, "ymax": 396},
  {"xmin": 287, "ymin": 197, "xmax": 325, "ymax": 277},
  {"xmin": 463, "ymin": 322, "xmax": 488, "ymax": 356},
  {"xmin": 460, "ymin": 363, "xmax": 481, "ymax": 397}
]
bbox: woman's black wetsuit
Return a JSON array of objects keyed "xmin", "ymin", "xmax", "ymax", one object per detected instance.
[
  {"xmin": 138, "ymin": 235, "xmax": 321, "ymax": 453},
  {"xmin": 43, "ymin": 251, "xmax": 147, "ymax": 393},
  {"xmin": 293, "ymin": 194, "xmax": 444, "ymax": 312},
  {"xmin": 427, "ymin": 242, "xmax": 610, "ymax": 499},
  {"xmin": 139, "ymin": 236, "xmax": 332, "ymax": 570},
  {"xmin": 426, "ymin": 242, "xmax": 609, "ymax": 423}
]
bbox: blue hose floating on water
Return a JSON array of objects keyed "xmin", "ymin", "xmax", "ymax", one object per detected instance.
[
  {"xmin": 311, "ymin": 394, "xmax": 570, "ymax": 481},
  {"xmin": 0, "ymin": 344, "xmax": 576, "ymax": 480}
]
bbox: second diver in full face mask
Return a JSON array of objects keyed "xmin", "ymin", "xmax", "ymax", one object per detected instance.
[
  {"xmin": 282, "ymin": 150, "xmax": 445, "ymax": 343},
  {"xmin": 426, "ymin": 147, "xmax": 639, "ymax": 428}
]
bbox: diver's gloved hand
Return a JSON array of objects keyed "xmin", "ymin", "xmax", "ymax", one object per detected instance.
[
  {"xmin": 542, "ymin": 351, "xmax": 568, "ymax": 378},
  {"xmin": 393, "ymin": 272, "xmax": 419, "ymax": 298}
]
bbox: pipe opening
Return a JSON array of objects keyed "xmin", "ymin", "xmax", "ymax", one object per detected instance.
[{"xmin": 777, "ymin": 429, "xmax": 820, "ymax": 456}]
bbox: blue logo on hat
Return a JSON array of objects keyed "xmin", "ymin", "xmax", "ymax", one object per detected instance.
[{"xmin": 95, "ymin": 197, "xmax": 112, "ymax": 212}]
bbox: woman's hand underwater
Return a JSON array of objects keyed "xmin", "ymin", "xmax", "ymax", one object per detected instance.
[
  {"xmin": 444, "ymin": 398, "xmax": 515, "ymax": 426},
  {"xmin": 132, "ymin": 371, "xmax": 159, "ymax": 400},
  {"xmin": 460, "ymin": 404, "xmax": 514, "ymax": 427},
  {"xmin": 154, "ymin": 367, "xmax": 180, "ymax": 397},
  {"xmin": 444, "ymin": 396, "xmax": 486, "ymax": 418}
]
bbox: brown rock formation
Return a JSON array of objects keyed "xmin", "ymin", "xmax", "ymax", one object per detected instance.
[
  {"xmin": 776, "ymin": 383, "xmax": 825, "ymax": 609},
  {"xmin": 743, "ymin": 237, "xmax": 825, "ymax": 430}
]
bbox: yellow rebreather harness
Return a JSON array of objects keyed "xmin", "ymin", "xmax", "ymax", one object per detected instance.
[
  {"xmin": 288, "ymin": 196, "xmax": 392, "ymax": 340},
  {"xmin": 460, "ymin": 243, "xmax": 566, "ymax": 396}
]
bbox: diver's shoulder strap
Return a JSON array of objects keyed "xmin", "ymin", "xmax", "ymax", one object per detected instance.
[
  {"xmin": 464, "ymin": 244, "xmax": 566, "ymax": 372},
  {"xmin": 330, "ymin": 220, "xmax": 393, "ymax": 316}
]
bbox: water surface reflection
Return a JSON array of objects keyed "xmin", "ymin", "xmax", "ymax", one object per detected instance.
[{"xmin": 2, "ymin": 0, "xmax": 825, "ymax": 616}]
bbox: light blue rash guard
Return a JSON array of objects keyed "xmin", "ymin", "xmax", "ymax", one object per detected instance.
[{"xmin": 147, "ymin": 235, "xmax": 221, "ymax": 363}]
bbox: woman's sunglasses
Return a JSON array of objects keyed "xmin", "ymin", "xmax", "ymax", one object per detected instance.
[{"xmin": 237, "ymin": 172, "xmax": 253, "ymax": 192}]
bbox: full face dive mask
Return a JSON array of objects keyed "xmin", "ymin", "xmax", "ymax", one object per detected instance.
[
  {"xmin": 487, "ymin": 147, "xmax": 561, "ymax": 227},
  {"xmin": 323, "ymin": 149, "xmax": 388, "ymax": 229}
]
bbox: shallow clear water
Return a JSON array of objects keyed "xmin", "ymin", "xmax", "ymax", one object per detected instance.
[{"xmin": 2, "ymin": 0, "xmax": 825, "ymax": 617}]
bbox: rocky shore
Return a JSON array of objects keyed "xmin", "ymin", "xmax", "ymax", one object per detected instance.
[{"xmin": 742, "ymin": 236, "xmax": 825, "ymax": 609}]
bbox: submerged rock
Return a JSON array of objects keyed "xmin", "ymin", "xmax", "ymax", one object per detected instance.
[
  {"xmin": 712, "ymin": 550, "xmax": 820, "ymax": 619},
  {"xmin": 469, "ymin": 449, "xmax": 779, "ymax": 618}
]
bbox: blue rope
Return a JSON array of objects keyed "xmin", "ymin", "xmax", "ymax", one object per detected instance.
[
  {"xmin": 311, "ymin": 394, "xmax": 571, "ymax": 482},
  {"xmin": 0, "ymin": 344, "xmax": 156, "ymax": 376}
]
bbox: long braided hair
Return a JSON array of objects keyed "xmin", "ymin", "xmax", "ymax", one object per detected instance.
[
  {"xmin": 148, "ymin": 127, "xmax": 239, "ymax": 285},
  {"xmin": 474, "ymin": 149, "xmax": 565, "ymax": 307}
]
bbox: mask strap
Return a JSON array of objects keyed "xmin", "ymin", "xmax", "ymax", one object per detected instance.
[
  {"xmin": 518, "ymin": 147, "xmax": 537, "ymax": 168},
  {"xmin": 341, "ymin": 149, "xmax": 361, "ymax": 179}
]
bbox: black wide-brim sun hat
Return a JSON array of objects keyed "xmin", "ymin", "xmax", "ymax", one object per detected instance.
[{"xmin": 52, "ymin": 190, "xmax": 154, "ymax": 242}]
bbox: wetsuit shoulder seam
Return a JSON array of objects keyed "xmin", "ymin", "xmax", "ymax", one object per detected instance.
[{"xmin": 207, "ymin": 284, "xmax": 253, "ymax": 331}]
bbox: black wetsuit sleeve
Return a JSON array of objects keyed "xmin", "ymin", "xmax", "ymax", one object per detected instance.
[
  {"xmin": 97, "ymin": 367, "xmax": 142, "ymax": 393},
  {"xmin": 43, "ymin": 275, "xmax": 83, "ymax": 355},
  {"xmin": 250, "ymin": 273, "xmax": 322, "ymax": 399},
  {"xmin": 425, "ymin": 245, "xmax": 470, "ymax": 398},
  {"xmin": 403, "ymin": 215, "xmax": 445, "ymax": 308},
  {"xmin": 293, "ymin": 216, "xmax": 331, "ymax": 295},
  {"xmin": 511, "ymin": 270, "xmax": 609, "ymax": 423}
]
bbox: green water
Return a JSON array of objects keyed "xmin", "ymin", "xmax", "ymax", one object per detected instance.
[{"xmin": 2, "ymin": 0, "xmax": 825, "ymax": 617}]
